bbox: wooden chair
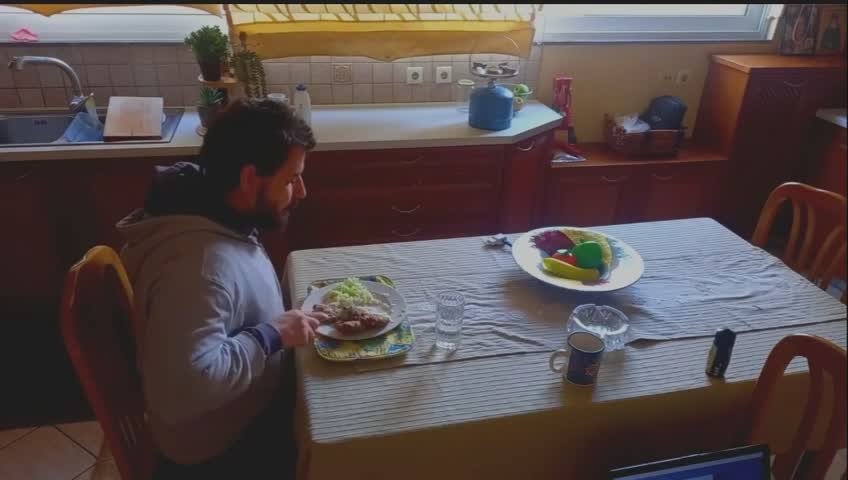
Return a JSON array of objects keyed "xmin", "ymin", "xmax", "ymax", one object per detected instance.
[
  {"xmin": 752, "ymin": 182, "xmax": 847, "ymax": 303},
  {"xmin": 745, "ymin": 334, "xmax": 847, "ymax": 480},
  {"xmin": 60, "ymin": 246, "xmax": 155, "ymax": 480}
]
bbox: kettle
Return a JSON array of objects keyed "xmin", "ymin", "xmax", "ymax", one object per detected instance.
[{"xmin": 469, "ymin": 79, "xmax": 514, "ymax": 131}]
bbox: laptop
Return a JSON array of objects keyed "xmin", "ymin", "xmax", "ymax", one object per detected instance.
[{"xmin": 609, "ymin": 444, "xmax": 770, "ymax": 480}]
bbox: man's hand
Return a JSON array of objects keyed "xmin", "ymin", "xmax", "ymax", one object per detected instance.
[{"xmin": 271, "ymin": 309, "xmax": 328, "ymax": 348}]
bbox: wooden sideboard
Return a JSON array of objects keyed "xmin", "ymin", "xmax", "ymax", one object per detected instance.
[{"xmin": 693, "ymin": 54, "xmax": 847, "ymax": 239}]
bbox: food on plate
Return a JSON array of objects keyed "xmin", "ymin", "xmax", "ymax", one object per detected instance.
[
  {"xmin": 534, "ymin": 228, "xmax": 615, "ymax": 282},
  {"xmin": 313, "ymin": 278, "xmax": 391, "ymax": 334},
  {"xmin": 542, "ymin": 257, "xmax": 601, "ymax": 282}
]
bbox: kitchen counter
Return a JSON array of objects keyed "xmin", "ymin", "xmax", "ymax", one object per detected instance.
[
  {"xmin": 0, "ymin": 101, "xmax": 561, "ymax": 162},
  {"xmin": 816, "ymin": 108, "xmax": 847, "ymax": 129}
]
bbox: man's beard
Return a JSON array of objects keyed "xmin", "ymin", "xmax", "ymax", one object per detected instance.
[{"xmin": 252, "ymin": 197, "xmax": 299, "ymax": 232}]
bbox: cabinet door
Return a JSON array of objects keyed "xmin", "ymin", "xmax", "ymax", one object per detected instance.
[
  {"xmin": 640, "ymin": 163, "xmax": 724, "ymax": 222},
  {"xmin": 499, "ymin": 132, "xmax": 552, "ymax": 232},
  {"xmin": 544, "ymin": 170, "xmax": 631, "ymax": 227}
]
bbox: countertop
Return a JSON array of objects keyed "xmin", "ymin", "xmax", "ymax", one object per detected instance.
[
  {"xmin": 816, "ymin": 108, "xmax": 847, "ymax": 129},
  {"xmin": 0, "ymin": 101, "xmax": 562, "ymax": 163}
]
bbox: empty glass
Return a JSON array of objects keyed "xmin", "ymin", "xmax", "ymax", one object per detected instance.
[
  {"xmin": 455, "ymin": 79, "xmax": 475, "ymax": 113},
  {"xmin": 566, "ymin": 304, "xmax": 632, "ymax": 351},
  {"xmin": 435, "ymin": 292, "xmax": 466, "ymax": 350}
]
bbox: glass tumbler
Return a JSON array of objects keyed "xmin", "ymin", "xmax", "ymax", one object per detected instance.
[
  {"xmin": 434, "ymin": 292, "xmax": 466, "ymax": 350},
  {"xmin": 566, "ymin": 304, "xmax": 632, "ymax": 351},
  {"xmin": 455, "ymin": 79, "xmax": 475, "ymax": 113}
]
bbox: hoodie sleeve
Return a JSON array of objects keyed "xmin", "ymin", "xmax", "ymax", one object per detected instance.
[{"xmin": 142, "ymin": 268, "xmax": 279, "ymax": 426}]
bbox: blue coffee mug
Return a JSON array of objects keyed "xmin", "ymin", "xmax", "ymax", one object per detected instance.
[{"xmin": 549, "ymin": 332, "xmax": 604, "ymax": 385}]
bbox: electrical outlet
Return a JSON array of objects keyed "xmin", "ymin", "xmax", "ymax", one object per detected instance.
[
  {"xmin": 406, "ymin": 66, "xmax": 423, "ymax": 84},
  {"xmin": 675, "ymin": 69, "xmax": 691, "ymax": 85},
  {"xmin": 333, "ymin": 63, "xmax": 352, "ymax": 84},
  {"xmin": 435, "ymin": 66, "xmax": 452, "ymax": 84},
  {"xmin": 660, "ymin": 71, "xmax": 675, "ymax": 83}
]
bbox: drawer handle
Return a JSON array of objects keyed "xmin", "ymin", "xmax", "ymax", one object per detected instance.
[
  {"xmin": 783, "ymin": 80, "xmax": 806, "ymax": 89},
  {"xmin": 516, "ymin": 140, "xmax": 536, "ymax": 152},
  {"xmin": 391, "ymin": 204, "xmax": 422, "ymax": 214},
  {"xmin": 601, "ymin": 175, "xmax": 628, "ymax": 183},
  {"xmin": 391, "ymin": 227, "xmax": 422, "ymax": 238},
  {"xmin": 400, "ymin": 154, "xmax": 425, "ymax": 166},
  {"xmin": 651, "ymin": 174, "xmax": 674, "ymax": 181}
]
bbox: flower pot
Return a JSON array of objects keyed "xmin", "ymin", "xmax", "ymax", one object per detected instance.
[
  {"xmin": 198, "ymin": 59, "xmax": 222, "ymax": 82},
  {"xmin": 198, "ymin": 104, "xmax": 222, "ymax": 128}
]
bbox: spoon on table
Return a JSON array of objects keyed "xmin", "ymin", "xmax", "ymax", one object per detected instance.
[{"xmin": 483, "ymin": 233, "xmax": 512, "ymax": 248}]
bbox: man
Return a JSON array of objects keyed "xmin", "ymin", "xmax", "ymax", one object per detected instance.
[{"xmin": 117, "ymin": 99, "xmax": 327, "ymax": 478}]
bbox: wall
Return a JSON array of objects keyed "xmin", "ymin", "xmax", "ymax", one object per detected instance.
[
  {"xmin": 538, "ymin": 41, "xmax": 777, "ymax": 142},
  {"xmin": 0, "ymin": 43, "xmax": 542, "ymax": 109}
]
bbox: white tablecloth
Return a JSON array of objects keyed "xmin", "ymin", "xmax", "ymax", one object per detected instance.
[{"xmin": 284, "ymin": 218, "xmax": 847, "ymax": 479}]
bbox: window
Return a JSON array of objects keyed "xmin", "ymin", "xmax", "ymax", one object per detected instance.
[
  {"xmin": 0, "ymin": 5, "xmax": 223, "ymax": 43},
  {"xmin": 539, "ymin": 4, "xmax": 780, "ymax": 43}
]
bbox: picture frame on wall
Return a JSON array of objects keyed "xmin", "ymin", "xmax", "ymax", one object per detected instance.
[
  {"xmin": 815, "ymin": 5, "xmax": 847, "ymax": 55},
  {"xmin": 778, "ymin": 4, "xmax": 820, "ymax": 55}
]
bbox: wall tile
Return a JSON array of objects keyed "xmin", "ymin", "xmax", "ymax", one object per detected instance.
[
  {"xmin": 265, "ymin": 63, "xmax": 290, "ymax": 84},
  {"xmin": 525, "ymin": 61, "xmax": 541, "ymax": 82},
  {"xmin": 452, "ymin": 54, "xmax": 470, "ymax": 62},
  {"xmin": 530, "ymin": 45, "xmax": 542, "ymax": 61},
  {"xmin": 311, "ymin": 56, "xmax": 332, "ymax": 63},
  {"xmin": 349, "ymin": 56, "xmax": 373, "ymax": 63},
  {"xmin": 18, "ymin": 88, "xmax": 44, "ymax": 108},
  {"xmin": 130, "ymin": 46, "xmax": 155, "ymax": 64},
  {"xmin": 156, "ymin": 64, "xmax": 181, "ymax": 86},
  {"xmin": 352, "ymin": 84, "xmax": 372, "ymax": 104},
  {"xmin": 310, "ymin": 63, "xmax": 332, "ymax": 84},
  {"xmin": 113, "ymin": 86, "xmax": 137, "ymax": 97},
  {"xmin": 178, "ymin": 63, "xmax": 200, "ymax": 86},
  {"xmin": 409, "ymin": 62, "xmax": 432, "ymax": 83},
  {"xmin": 431, "ymin": 84, "xmax": 452, "ymax": 102},
  {"xmin": 56, "ymin": 45, "xmax": 85, "ymax": 65},
  {"xmin": 411, "ymin": 84, "xmax": 432, "ymax": 102},
  {"xmin": 136, "ymin": 86, "xmax": 160, "ymax": 97},
  {"xmin": 177, "ymin": 45, "xmax": 196, "ymax": 64},
  {"xmin": 38, "ymin": 66, "xmax": 65, "ymax": 88},
  {"xmin": 283, "ymin": 56, "xmax": 309, "ymax": 62},
  {"xmin": 0, "ymin": 89, "xmax": 21, "ymax": 108},
  {"xmin": 86, "ymin": 65, "xmax": 111, "ymax": 87},
  {"xmin": 392, "ymin": 62, "xmax": 409, "ymax": 83},
  {"xmin": 332, "ymin": 63, "xmax": 352, "ymax": 84},
  {"xmin": 153, "ymin": 46, "xmax": 179, "ymax": 64},
  {"xmin": 90, "ymin": 86, "xmax": 114, "ymax": 103},
  {"xmin": 431, "ymin": 55, "xmax": 452, "ymax": 62},
  {"xmin": 70, "ymin": 64, "xmax": 88, "ymax": 88},
  {"xmin": 451, "ymin": 62, "xmax": 471, "ymax": 80},
  {"xmin": 372, "ymin": 63, "xmax": 392, "ymax": 84},
  {"xmin": 81, "ymin": 46, "xmax": 112, "ymax": 65},
  {"xmin": 373, "ymin": 84, "xmax": 393, "ymax": 103},
  {"xmin": 133, "ymin": 64, "xmax": 158, "ymax": 86},
  {"xmin": 109, "ymin": 46, "xmax": 130, "ymax": 64},
  {"xmin": 159, "ymin": 86, "xmax": 184, "ymax": 106},
  {"xmin": 12, "ymin": 68, "xmax": 40, "ymax": 88},
  {"xmin": 392, "ymin": 84, "xmax": 411, "ymax": 102},
  {"xmin": 309, "ymin": 84, "xmax": 332, "ymax": 104},
  {"xmin": 290, "ymin": 63, "xmax": 310, "ymax": 84},
  {"xmin": 182, "ymin": 86, "xmax": 199, "ymax": 105},
  {"xmin": 352, "ymin": 63, "xmax": 372, "ymax": 84},
  {"xmin": 332, "ymin": 84, "xmax": 353, "ymax": 104},
  {"xmin": 0, "ymin": 69, "xmax": 13, "ymax": 89},
  {"xmin": 109, "ymin": 65, "xmax": 134, "ymax": 86},
  {"xmin": 43, "ymin": 87, "xmax": 70, "ymax": 107}
]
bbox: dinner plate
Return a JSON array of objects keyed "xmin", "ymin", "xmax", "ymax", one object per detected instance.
[
  {"xmin": 302, "ymin": 280, "xmax": 407, "ymax": 341},
  {"xmin": 512, "ymin": 227, "xmax": 645, "ymax": 292}
]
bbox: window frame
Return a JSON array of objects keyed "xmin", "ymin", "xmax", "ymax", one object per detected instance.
[{"xmin": 540, "ymin": 4, "xmax": 775, "ymax": 43}]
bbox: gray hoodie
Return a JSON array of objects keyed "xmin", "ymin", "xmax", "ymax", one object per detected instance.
[{"xmin": 117, "ymin": 162, "xmax": 285, "ymax": 464}]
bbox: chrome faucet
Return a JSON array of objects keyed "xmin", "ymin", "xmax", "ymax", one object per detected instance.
[{"xmin": 8, "ymin": 56, "xmax": 93, "ymax": 113}]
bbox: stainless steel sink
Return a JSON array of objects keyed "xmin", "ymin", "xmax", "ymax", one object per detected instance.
[{"xmin": 0, "ymin": 108, "xmax": 184, "ymax": 147}]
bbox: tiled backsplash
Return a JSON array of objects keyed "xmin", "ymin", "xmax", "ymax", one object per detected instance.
[{"xmin": 0, "ymin": 43, "xmax": 542, "ymax": 108}]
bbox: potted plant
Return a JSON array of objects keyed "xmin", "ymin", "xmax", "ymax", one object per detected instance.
[
  {"xmin": 197, "ymin": 87, "xmax": 224, "ymax": 128},
  {"xmin": 184, "ymin": 25, "xmax": 229, "ymax": 82}
]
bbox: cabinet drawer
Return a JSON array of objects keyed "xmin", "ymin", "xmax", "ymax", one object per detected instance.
[
  {"xmin": 305, "ymin": 146, "xmax": 505, "ymax": 188},
  {"xmin": 299, "ymin": 184, "xmax": 498, "ymax": 222}
]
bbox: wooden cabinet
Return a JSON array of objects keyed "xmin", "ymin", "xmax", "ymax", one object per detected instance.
[
  {"xmin": 543, "ymin": 144, "xmax": 727, "ymax": 227},
  {"xmin": 805, "ymin": 116, "xmax": 847, "ymax": 197},
  {"xmin": 693, "ymin": 54, "xmax": 847, "ymax": 238}
]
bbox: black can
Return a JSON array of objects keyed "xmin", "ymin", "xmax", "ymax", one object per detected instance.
[{"xmin": 706, "ymin": 328, "xmax": 736, "ymax": 378}]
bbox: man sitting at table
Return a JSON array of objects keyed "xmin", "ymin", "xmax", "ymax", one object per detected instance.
[{"xmin": 117, "ymin": 98, "xmax": 327, "ymax": 479}]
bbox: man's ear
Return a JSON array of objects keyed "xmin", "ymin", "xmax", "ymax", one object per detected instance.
[{"xmin": 239, "ymin": 164, "xmax": 258, "ymax": 192}]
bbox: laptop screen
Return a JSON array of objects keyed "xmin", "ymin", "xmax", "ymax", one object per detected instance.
[{"xmin": 610, "ymin": 444, "xmax": 770, "ymax": 480}]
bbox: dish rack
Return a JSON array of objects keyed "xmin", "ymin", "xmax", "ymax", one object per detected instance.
[{"xmin": 604, "ymin": 114, "xmax": 685, "ymax": 157}]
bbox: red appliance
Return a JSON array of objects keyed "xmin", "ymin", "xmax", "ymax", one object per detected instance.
[{"xmin": 552, "ymin": 75, "xmax": 582, "ymax": 156}]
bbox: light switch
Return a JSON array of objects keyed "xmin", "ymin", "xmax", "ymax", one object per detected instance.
[
  {"xmin": 406, "ymin": 66, "xmax": 423, "ymax": 84},
  {"xmin": 435, "ymin": 66, "xmax": 452, "ymax": 84}
]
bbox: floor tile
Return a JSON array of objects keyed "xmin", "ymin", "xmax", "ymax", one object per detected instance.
[
  {"xmin": 0, "ymin": 426, "xmax": 94, "ymax": 480},
  {"xmin": 0, "ymin": 426, "xmax": 37, "ymax": 449},
  {"xmin": 56, "ymin": 421, "xmax": 111, "ymax": 460},
  {"xmin": 73, "ymin": 459, "xmax": 121, "ymax": 480}
]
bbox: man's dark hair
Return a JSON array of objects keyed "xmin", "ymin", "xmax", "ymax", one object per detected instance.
[{"xmin": 199, "ymin": 98, "xmax": 315, "ymax": 193}]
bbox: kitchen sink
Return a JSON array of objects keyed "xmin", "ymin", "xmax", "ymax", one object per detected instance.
[{"xmin": 0, "ymin": 108, "xmax": 184, "ymax": 147}]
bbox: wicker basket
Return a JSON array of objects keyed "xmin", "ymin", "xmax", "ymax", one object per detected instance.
[{"xmin": 605, "ymin": 114, "xmax": 685, "ymax": 156}]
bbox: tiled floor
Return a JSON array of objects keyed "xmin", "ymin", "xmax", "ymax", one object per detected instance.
[
  {"xmin": 0, "ymin": 421, "xmax": 844, "ymax": 479},
  {"xmin": 0, "ymin": 421, "xmax": 118, "ymax": 480}
]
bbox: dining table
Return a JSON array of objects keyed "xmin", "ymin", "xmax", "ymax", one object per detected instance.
[{"xmin": 282, "ymin": 217, "xmax": 847, "ymax": 480}]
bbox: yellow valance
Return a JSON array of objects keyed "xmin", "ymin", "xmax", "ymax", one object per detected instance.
[
  {"xmin": 8, "ymin": 4, "xmax": 222, "ymax": 16},
  {"xmin": 227, "ymin": 4, "xmax": 539, "ymax": 61}
]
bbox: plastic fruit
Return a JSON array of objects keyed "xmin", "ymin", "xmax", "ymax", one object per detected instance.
[
  {"xmin": 571, "ymin": 241, "xmax": 604, "ymax": 269},
  {"xmin": 542, "ymin": 257, "xmax": 600, "ymax": 282},
  {"xmin": 532, "ymin": 230, "xmax": 574, "ymax": 256},
  {"xmin": 513, "ymin": 84, "xmax": 530, "ymax": 96},
  {"xmin": 552, "ymin": 251, "xmax": 577, "ymax": 266}
]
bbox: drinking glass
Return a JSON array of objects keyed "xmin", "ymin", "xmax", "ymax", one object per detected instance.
[
  {"xmin": 435, "ymin": 292, "xmax": 466, "ymax": 350},
  {"xmin": 566, "ymin": 304, "xmax": 632, "ymax": 351}
]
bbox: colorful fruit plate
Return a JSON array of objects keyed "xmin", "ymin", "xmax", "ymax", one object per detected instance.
[{"xmin": 512, "ymin": 227, "xmax": 644, "ymax": 292}]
